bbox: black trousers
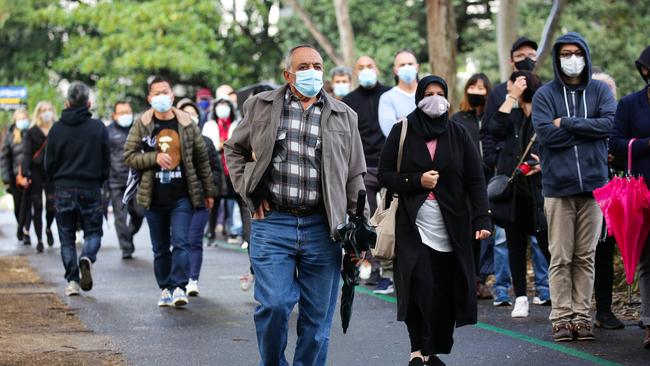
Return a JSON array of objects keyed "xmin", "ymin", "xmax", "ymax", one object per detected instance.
[
  {"xmin": 21, "ymin": 168, "xmax": 55, "ymax": 242},
  {"xmin": 594, "ymin": 232, "xmax": 615, "ymax": 312},
  {"xmin": 404, "ymin": 245, "xmax": 456, "ymax": 355},
  {"xmin": 504, "ymin": 196, "xmax": 551, "ymax": 298},
  {"xmin": 109, "ymin": 186, "xmax": 145, "ymax": 255}
]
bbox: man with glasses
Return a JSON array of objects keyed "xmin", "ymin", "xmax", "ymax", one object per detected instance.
[{"xmin": 532, "ymin": 32, "xmax": 616, "ymax": 342}]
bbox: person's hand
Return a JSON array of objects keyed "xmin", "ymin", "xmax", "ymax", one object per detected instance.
[
  {"xmin": 420, "ymin": 170, "xmax": 439, "ymax": 189},
  {"xmin": 205, "ymin": 197, "xmax": 214, "ymax": 209},
  {"xmin": 253, "ymin": 199, "xmax": 270, "ymax": 220},
  {"xmin": 608, "ymin": 154, "xmax": 615, "ymax": 163},
  {"xmin": 553, "ymin": 118, "xmax": 562, "ymax": 127},
  {"xmin": 156, "ymin": 153, "xmax": 173, "ymax": 169},
  {"xmin": 525, "ymin": 153, "xmax": 542, "ymax": 176},
  {"xmin": 507, "ymin": 76, "xmax": 527, "ymax": 99},
  {"xmin": 475, "ymin": 230, "xmax": 491, "ymax": 240}
]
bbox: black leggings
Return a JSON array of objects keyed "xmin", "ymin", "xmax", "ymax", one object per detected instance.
[
  {"xmin": 504, "ymin": 196, "xmax": 551, "ymax": 297},
  {"xmin": 594, "ymin": 227, "xmax": 615, "ymax": 312},
  {"xmin": 22, "ymin": 177, "xmax": 55, "ymax": 242}
]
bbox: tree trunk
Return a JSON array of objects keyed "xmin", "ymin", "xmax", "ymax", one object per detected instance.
[
  {"xmin": 282, "ymin": 0, "xmax": 344, "ymax": 66},
  {"xmin": 535, "ymin": 0, "xmax": 569, "ymax": 71},
  {"xmin": 333, "ymin": 0, "xmax": 355, "ymax": 68},
  {"xmin": 496, "ymin": 0, "xmax": 518, "ymax": 82},
  {"xmin": 425, "ymin": 0, "xmax": 458, "ymax": 103}
]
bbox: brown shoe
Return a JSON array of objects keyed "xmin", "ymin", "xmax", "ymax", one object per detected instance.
[
  {"xmin": 573, "ymin": 321, "xmax": 595, "ymax": 341},
  {"xmin": 476, "ymin": 282, "xmax": 493, "ymax": 299},
  {"xmin": 552, "ymin": 322, "xmax": 573, "ymax": 342},
  {"xmin": 644, "ymin": 326, "xmax": 650, "ymax": 349}
]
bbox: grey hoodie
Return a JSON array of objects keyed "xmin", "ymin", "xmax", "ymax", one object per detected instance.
[{"xmin": 532, "ymin": 32, "xmax": 617, "ymax": 197}]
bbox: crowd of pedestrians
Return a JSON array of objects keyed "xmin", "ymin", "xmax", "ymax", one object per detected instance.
[{"xmin": 2, "ymin": 32, "xmax": 650, "ymax": 366}]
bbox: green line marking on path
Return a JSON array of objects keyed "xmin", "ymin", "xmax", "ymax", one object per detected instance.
[
  {"xmin": 216, "ymin": 241, "xmax": 624, "ymax": 366},
  {"xmin": 354, "ymin": 285, "xmax": 624, "ymax": 366}
]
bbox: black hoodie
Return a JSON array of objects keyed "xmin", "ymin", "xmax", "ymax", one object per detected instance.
[{"xmin": 45, "ymin": 106, "xmax": 110, "ymax": 188}]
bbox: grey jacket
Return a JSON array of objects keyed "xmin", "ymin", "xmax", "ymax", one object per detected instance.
[{"xmin": 224, "ymin": 86, "xmax": 367, "ymax": 236}]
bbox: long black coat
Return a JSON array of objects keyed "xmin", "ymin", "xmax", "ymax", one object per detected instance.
[
  {"xmin": 489, "ymin": 109, "xmax": 546, "ymax": 231},
  {"xmin": 378, "ymin": 120, "xmax": 491, "ymax": 327}
]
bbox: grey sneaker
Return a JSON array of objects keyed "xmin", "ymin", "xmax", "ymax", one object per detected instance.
[{"xmin": 78, "ymin": 257, "xmax": 93, "ymax": 291}]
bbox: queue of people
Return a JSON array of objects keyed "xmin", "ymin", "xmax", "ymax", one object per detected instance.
[{"xmin": 2, "ymin": 33, "xmax": 650, "ymax": 366}]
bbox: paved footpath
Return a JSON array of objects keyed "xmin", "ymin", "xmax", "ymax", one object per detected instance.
[{"xmin": 0, "ymin": 210, "xmax": 647, "ymax": 366}]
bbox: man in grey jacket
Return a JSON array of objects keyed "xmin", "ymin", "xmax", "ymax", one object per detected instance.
[{"xmin": 225, "ymin": 44, "xmax": 367, "ymax": 366}]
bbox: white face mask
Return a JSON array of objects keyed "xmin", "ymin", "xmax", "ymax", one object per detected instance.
[
  {"xmin": 16, "ymin": 119, "xmax": 30, "ymax": 130},
  {"xmin": 40, "ymin": 111, "xmax": 54, "ymax": 122},
  {"xmin": 215, "ymin": 104, "xmax": 231, "ymax": 119},
  {"xmin": 116, "ymin": 114, "xmax": 133, "ymax": 128},
  {"xmin": 417, "ymin": 94, "xmax": 449, "ymax": 118},
  {"xmin": 560, "ymin": 55, "xmax": 586, "ymax": 78}
]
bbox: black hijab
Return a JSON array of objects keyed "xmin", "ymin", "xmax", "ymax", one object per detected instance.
[{"xmin": 407, "ymin": 75, "xmax": 449, "ymax": 141}]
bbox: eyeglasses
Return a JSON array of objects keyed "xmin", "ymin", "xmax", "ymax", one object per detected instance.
[{"xmin": 559, "ymin": 50, "xmax": 584, "ymax": 58}]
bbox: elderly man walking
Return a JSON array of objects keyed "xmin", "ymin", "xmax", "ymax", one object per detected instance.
[
  {"xmin": 225, "ymin": 44, "xmax": 367, "ymax": 366},
  {"xmin": 45, "ymin": 82, "xmax": 110, "ymax": 296}
]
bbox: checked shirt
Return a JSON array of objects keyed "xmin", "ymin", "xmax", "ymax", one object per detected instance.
[{"xmin": 267, "ymin": 89, "xmax": 324, "ymax": 208}]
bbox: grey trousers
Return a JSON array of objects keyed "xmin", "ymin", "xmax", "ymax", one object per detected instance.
[
  {"xmin": 109, "ymin": 187, "xmax": 145, "ymax": 255},
  {"xmin": 639, "ymin": 236, "xmax": 650, "ymax": 326},
  {"xmin": 545, "ymin": 196, "xmax": 602, "ymax": 323}
]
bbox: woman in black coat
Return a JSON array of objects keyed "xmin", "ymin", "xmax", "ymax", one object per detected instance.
[
  {"xmin": 1, "ymin": 109, "xmax": 30, "ymax": 241},
  {"xmin": 488, "ymin": 70, "xmax": 550, "ymax": 318},
  {"xmin": 379, "ymin": 75, "xmax": 491, "ymax": 366}
]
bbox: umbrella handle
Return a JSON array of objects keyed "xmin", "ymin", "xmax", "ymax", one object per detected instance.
[{"xmin": 628, "ymin": 138, "xmax": 637, "ymax": 175}]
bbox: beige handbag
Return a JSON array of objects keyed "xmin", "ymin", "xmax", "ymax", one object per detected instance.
[{"xmin": 370, "ymin": 119, "xmax": 408, "ymax": 260}]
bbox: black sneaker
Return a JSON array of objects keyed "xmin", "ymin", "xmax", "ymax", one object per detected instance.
[
  {"xmin": 46, "ymin": 228, "xmax": 55, "ymax": 247},
  {"xmin": 23, "ymin": 234, "xmax": 31, "ymax": 246},
  {"xmin": 79, "ymin": 257, "xmax": 93, "ymax": 291},
  {"xmin": 364, "ymin": 268, "xmax": 382, "ymax": 286},
  {"xmin": 36, "ymin": 241, "xmax": 44, "ymax": 253},
  {"xmin": 17, "ymin": 228, "xmax": 23, "ymax": 241},
  {"xmin": 595, "ymin": 310, "xmax": 625, "ymax": 330},
  {"xmin": 427, "ymin": 356, "xmax": 446, "ymax": 366},
  {"xmin": 409, "ymin": 357, "xmax": 425, "ymax": 366},
  {"xmin": 122, "ymin": 253, "xmax": 133, "ymax": 260}
]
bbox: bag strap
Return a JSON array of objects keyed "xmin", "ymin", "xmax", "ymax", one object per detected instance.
[
  {"xmin": 628, "ymin": 138, "xmax": 637, "ymax": 175},
  {"xmin": 507, "ymin": 133, "xmax": 537, "ymax": 181},
  {"xmin": 397, "ymin": 118, "xmax": 408, "ymax": 174},
  {"xmin": 32, "ymin": 141, "xmax": 46, "ymax": 161}
]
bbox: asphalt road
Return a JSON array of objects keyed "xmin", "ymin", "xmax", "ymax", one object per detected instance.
[{"xmin": 0, "ymin": 210, "xmax": 647, "ymax": 366}]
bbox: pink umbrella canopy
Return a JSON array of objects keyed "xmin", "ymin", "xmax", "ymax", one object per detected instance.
[{"xmin": 594, "ymin": 139, "xmax": 650, "ymax": 285}]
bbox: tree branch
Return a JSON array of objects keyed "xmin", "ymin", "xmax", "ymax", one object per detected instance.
[
  {"xmin": 282, "ymin": 0, "xmax": 344, "ymax": 66},
  {"xmin": 535, "ymin": 0, "xmax": 569, "ymax": 71}
]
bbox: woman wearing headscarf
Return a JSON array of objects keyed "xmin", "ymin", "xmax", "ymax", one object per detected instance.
[
  {"xmin": 379, "ymin": 75, "xmax": 491, "ymax": 366},
  {"xmin": 1, "ymin": 109, "xmax": 31, "ymax": 242},
  {"xmin": 22, "ymin": 101, "xmax": 57, "ymax": 252}
]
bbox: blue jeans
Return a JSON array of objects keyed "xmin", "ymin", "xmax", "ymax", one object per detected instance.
[
  {"xmin": 54, "ymin": 186, "xmax": 103, "ymax": 283},
  {"xmin": 250, "ymin": 211, "xmax": 341, "ymax": 366},
  {"xmin": 144, "ymin": 198, "xmax": 193, "ymax": 290},
  {"xmin": 188, "ymin": 208, "xmax": 210, "ymax": 281},
  {"xmin": 228, "ymin": 199, "xmax": 243, "ymax": 236},
  {"xmin": 493, "ymin": 226, "xmax": 511, "ymax": 299},
  {"xmin": 530, "ymin": 236, "xmax": 550, "ymax": 299}
]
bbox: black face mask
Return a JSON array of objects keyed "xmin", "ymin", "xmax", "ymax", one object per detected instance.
[
  {"xmin": 467, "ymin": 93, "xmax": 486, "ymax": 108},
  {"xmin": 515, "ymin": 57, "xmax": 536, "ymax": 72}
]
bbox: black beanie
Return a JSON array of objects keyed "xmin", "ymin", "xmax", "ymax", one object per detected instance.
[{"xmin": 635, "ymin": 46, "xmax": 650, "ymax": 82}]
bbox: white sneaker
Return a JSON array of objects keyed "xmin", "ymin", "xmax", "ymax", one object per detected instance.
[
  {"xmin": 240, "ymin": 274, "xmax": 254, "ymax": 291},
  {"xmin": 187, "ymin": 280, "xmax": 199, "ymax": 297},
  {"xmin": 511, "ymin": 296, "xmax": 529, "ymax": 318},
  {"xmin": 158, "ymin": 289, "xmax": 173, "ymax": 307},
  {"xmin": 240, "ymin": 241, "xmax": 249, "ymax": 249},
  {"xmin": 358, "ymin": 260, "xmax": 372, "ymax": 280},
  {"xmin": 65, "ymin": 281, "xmax": 80, "ymax": 296},
  {"xmin": 172, "ymin": 287, "xmax": 188, "ymax": 307}
]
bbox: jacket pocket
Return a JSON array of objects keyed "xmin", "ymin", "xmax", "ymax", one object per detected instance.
[
  {"xmin": 272, "ymin": 129, "xmax": 288, "ymax": 163},
  {"xmin": 243, "ymin": 161, "xmax": 257, "ymax": 194}
]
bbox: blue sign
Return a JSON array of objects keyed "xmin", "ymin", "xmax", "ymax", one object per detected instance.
[{"xmin": 0, "ymin": 86, "xmax": 28, "ymax": 110}]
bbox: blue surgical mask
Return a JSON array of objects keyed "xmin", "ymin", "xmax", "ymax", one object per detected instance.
[
  {"xmin": 333, "ymin": 83, "xmax": 350, "ymax": 97},
  {"xmin": 151, "ymin": 95, "xmax": 172, "ymax": 113},
  {"xmin": 198, "ymin": 99, "xmax": 210, "ymax": 111},
  {"xmin": 16, "ymin": 119, "xmax": 30, "ymax": 131},
  {"xmin": 292, "ymin": 69, "xmax": 323, "ymax": 98},
  {"xmin": 116, "ymin": 114, "xmax": 133, "ymax": 128},
  {"xmin": 358, "ymin": 69, "xmax": 377, "ymax": 88},
  {"xmin": 397, "ymin": 65, "xmax": 417, "ymax": 84}
]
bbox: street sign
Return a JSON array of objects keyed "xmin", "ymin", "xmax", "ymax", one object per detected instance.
[{"xmin": 0, "ymin": 86, "xmax": 28, "ymax": 110}]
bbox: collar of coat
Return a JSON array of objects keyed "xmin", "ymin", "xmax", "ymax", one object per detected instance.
[
  {"xmin": 257, "ymin": 85, "xmax": 348, "ymax": 113},
  {"xmin": 139, "ymin": 107, "xmax": 194, "ymax": 127}
]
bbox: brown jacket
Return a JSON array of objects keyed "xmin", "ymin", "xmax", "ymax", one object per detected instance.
[
  {"xmin": 224, "ymin": 86, "xmax": 367, "ymax": 236},
  {"xmin": 123, "ymin": 107, "xmax": 216, "ymax": 209}
]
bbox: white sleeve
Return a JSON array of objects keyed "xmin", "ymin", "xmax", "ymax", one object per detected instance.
[
  {"xmin": 378, "ymin": 92, "xmax": 397, "ymax": 137},
  {"xmin": 201, "ymin": 121, "xmax": 221, "ymax": 151}
]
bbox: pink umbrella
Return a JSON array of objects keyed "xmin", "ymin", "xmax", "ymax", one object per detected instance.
[{"xmin": 594, "ymin": 139, "xmax": 650, "ymax": 285}]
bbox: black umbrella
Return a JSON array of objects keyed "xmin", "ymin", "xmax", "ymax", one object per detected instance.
[{"xmin": 335, "ymin": 190, "xmax": 377, "ymax": 333}]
